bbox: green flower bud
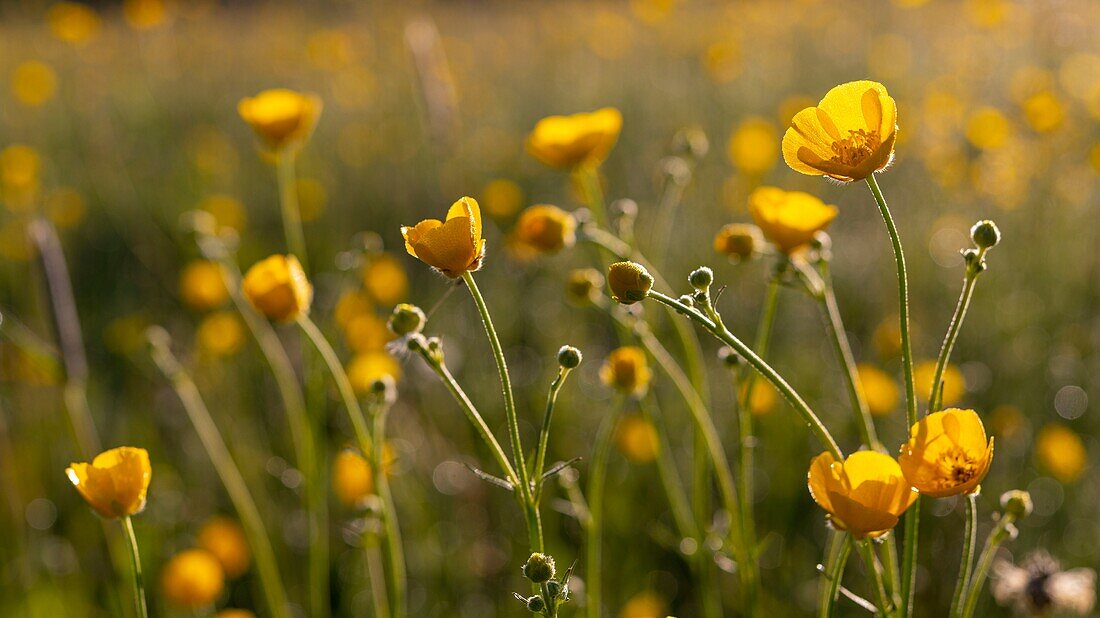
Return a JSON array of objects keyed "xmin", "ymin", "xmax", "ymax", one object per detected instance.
[
  {"xmin": 557, "ymin": 345, "xmax": 582, "ymax": 369},
  {"xmin": 607, "ymin": 262, "xmax": 653, "ymax": 305},
  {"xmin": 1000, "ymin": 489, "xmax": 1032, "ymax": 520},
  {"xmin": 688, "ymin": 266, "xmax": 714, "ymax": 290},
  {"xmin": 388, "ymin": 303, "xmax": 426, "ymax": 336},
  {"xmin": 545, "ymin": 580, "xmax": 563, "ymax": 599},
  {"xmin": 526, "ymin": 596, "xmax": 546, "ymax": 612},
  {"xmin": 718, "ymin": 346, "xmax": 742, "ymax": 368},
  {"xmin": 970, "ymin": 220, "xmax": 1001, "ymax": 249},
  {"xmin": 522, "ymin": 553, "xmax": 556, "ymax": 584}
]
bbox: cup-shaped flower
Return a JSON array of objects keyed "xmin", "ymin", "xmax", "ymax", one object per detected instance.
[
  {"xmin": 713, "ymin": 223, "xmax": 762, "ymax": 262},
  {"xmin": 807, "ymin": 450, "xmax": 916, "ymax": 539},
  {"xmin": 242, "ymin": 254, "xmax": 313, "ymax": 323},
  {"xmin": 66, "ymin": 446, "xmax": 152, "ymax": 519},
  {"xmin": 782, "ymin": 80, "xmax": 897, "ymax": 181},
  {"xmin": 197, "ymin": 516, "xmax": 251, "ymax": 579},
  {"xmin": 607, "ymin": 261, "xmax": 653, "ymax": 304},
  {"xmin": 527, "ymin": 108, "xmax": 622, "ymax": 169},
  {"xmin": 237, "ymin": 89, "xmax": 322, "ymax": 151},
  {"xmin": 898, "ymin": 408, "xmax": 994, "ymax": 498},
  {"xmin": 600, "ymin": 346, "xmax": 652, "ymax": 397},
  {"xmin": 401, "ymin": 196, "xmax": 486, "ymax": 278},
  {"xmin": 512, "ymin": 204, "xmax": 576, "ymax": 255},
  {"xmin": 161, "ymin": 549, "xmax": 225, "ymax": 609},
  {"xmin": 748, "ymin": 186, "xmax": 838, "ymax": 254}
]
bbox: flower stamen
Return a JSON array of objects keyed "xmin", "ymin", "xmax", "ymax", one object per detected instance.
[{"xmin": 830, "ymin": 129, "xmax": 881, "ymax": 167}]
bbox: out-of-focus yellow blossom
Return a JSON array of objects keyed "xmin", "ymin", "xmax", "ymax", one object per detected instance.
[
  {"xmin": 48, "ymin": 2, "xmax": 101, "ymax": 44},
  {"xmin": 216, "ymin": 611, "xmax": 256, "ymax": 618},
  {"xmin": 1, "ymin": 144, "xmax": 41, "ymax": 210},
  {"xmin": 345, "ymin": 313, "xmax": 392, "ymax": 353},
  {"xmin": 988, "ymin": 404, "xmax": 1025, "ymax": 441},
  {"xmin": 333, "ymin": 449, "xmax": 374, "ymax": 507},
  {"xmin": 179, "ymin": 260, "xmax": 229, "ymax": 311},
  {"xmin": 702, "ymin": 39, "xmax": 741, "ymax": 83},
  {"xmin": 197, "ymin": 516, "xmax": 251, "ymax": 579},
  {"xmin": 808, "ymin": 451, "xmax": 916, "ymax": 539},
  {"xmin": 196, "ymin": 312, "xmax": 245, "ymax": 358},
  {"xmin": 44, "ymin": 188, "xmax": 86, "ymax": 228},
  {"xmin": 782, "ymin": 81, "xmax": 897, "ymax": 181},
  {"xmin": 600, "ymin": 347, "xmax": 651, "ymax": 397},
  {"xmin": 66, "ymin": 447, "xmax": 151, "ymax": 519},
  {"xmin": 967, "ymin": 0, "xmax": 1008, "ymax": 27},
  {"xmin": 566, "ymin": 268, "xmax": 604, "ymax": 306},
  {"xmin": 778, "ymin": 95, "xmax": 815, "ymax": 126},
  {"xmin": 527, "ymin": 108, "xmax": 622, "ymax": 170},
  {"xmin": 242, "ymin": 255, "xmax": 312, "ymax": 323},
  {"xmin": 401, "ymin": 196, "xmax": 485, "ymax": 277},
  {"xmin": 741, "ymin": 380, "xmax": 778, "ymax": 416},
  {"xmin": 615, "ymin": 416, "xmax": 659, "ymax": 464},
  {"xmin": 965, "ymin": 107, "xmax": 1012, "ymax": 150},
  {"xmin": 334, "ymin": 289, "xmax": 373, "ymax": 330},
  {"xmin": 619, "ymin": 589, "xmax": 667, "ymax": 617},
  {"xmin": 899, "ymin": 408, "xmax": 994, "ymax": 497},
  {"xmin": 511, "ymin": 205, "xmax": 576, "ymax": 255},
  {"xmin": 238, "ymin": 89, "xmax": 323, "ymax": 151},
  {"xmin": 199, "ymin": 195, "xmax": 247, "ymax": 232},
  {"xmin": 727, "ymin": 118, "xmax": 778, "ymax": 176},
  {"xmin": 188, "ymin": 127, "xmax": 240, "ymax": 178},
  {"xmin": 307, "ymin": 29, "xmax": 355, "ymax": 72},
  {"xmin": 11, "ymin": 61, "xmax": 58, "ymax": 107},
  {"xmin": 348, "ymin": 352, "xmax": 401, "ymax": 393},
  {"xmin": 747, "ymin": 186, "xmax": 837, "ymax": 254},
  {"xmin": 1090, "ymin": 144, "xmax": 1100, "ymax": 173},
  {"xmin": 161, "ymin": 549, "xmax": 225, "ymax": 608},
  {"xmin": 122, "ymin": 0, "xmax": 168, "ymax": 30},
  {"xmin": 362, "ymin": 253, "xmax": 409, "ymax": 306},
  {"xmin": 480, "ymin": 179, "xmax": 524, "ymax": 218},
  {"xmin": 0, "ymin": 221, "xmax": 34, "ymax": 261},
  {"xmin": 856, "ymin": 364, "xmax": 899, "ymax": 416},
  {"xmin": 587, "ymin": 10, "xmax": 633, "ymax": 60},
  {"xmin": 1021, "ymin": 91, "xmax": 1065, "ymax": 133},
  {"xmin": 914, "ymin": 360, "xmax": 965, "ymax": 406},
  {"xmin": 295, "ymin": 177, "xmax": 327, "ymax": 222},
  {"xmin": 1035, "ymin": 424, "xmax": 1087, "ymax": 483},
  {"xmin": 713, "ymin": 223, "xmax": 762, "ymax": 262}
]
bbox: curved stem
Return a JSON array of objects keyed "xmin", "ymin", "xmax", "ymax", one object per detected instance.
[
  {"xmin": 857, "ymin": 538, "xmax": 891, "ymax": 616},
  {"xmin": 819, "ymin": 532, "xmax": 851, "ymax": 618},
  {"xmin": 961, "ymin": 511, "xmax": 1015, "ymax": 618},
  {"xmin": 275, "ymin": 150, "xmax": 309, "ymax": 273},
  {"xmin": 371, "ymin": 408, "xmax": 407, "ymax": 617},
  {"xmin": 585, "ymin": 402, "xmax": 621, "ymax": 618},
  {"xmin": 929, "ymin": 253, "xmax": 984, "ymax": 412},
  {"xmin": 950, "ymin": 494, "xmax": 979, "ymax": 617},
  {"xmin": 533, "ymin": 367, "xmax": 570, "ymax": 497},
  {"xmin": 297, "ymin": 314, "xmax": 373, "ymax": 458},
  {"xmin": 121, "ymin": 516, "xmax": 148, "ymax": 618}
]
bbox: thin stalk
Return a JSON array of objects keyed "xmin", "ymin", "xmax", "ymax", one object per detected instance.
[
  {"xmin": 365, "ymin": 539, "xmax": 391, "ymax": 618},
  {"xmin": 147, "ymin": 331, "xmax": 290, "ymax": 618},
  {"xmin": 929, "ymin": 251, "xmax": 985, "ymax": 412},
  {"xmin": 880, "ymin": 534, "xmax": 902, "ymax": 609},
  {"xmin": 275, "ymin": 150, "xmax": 309, "ymax": 273},
  {"xmin": 856, "ymin": 538, "xmax": 891, "ymax": 616},
  {"xmin": 121, "ymin": 516, "xmax": 148, "ymax": 618},
  {"xmin": 371, "ymin": 407, "xmax": 407, "ymax": 617},
  {"xmin": 532, "ymin": 367, "xmax": 571, "ymax": 498},
  {"xmin": 950, "ymin": 494, "xmax": 979, "ymax": 617},
  {"xmin": 585, "ymin": 400, "xmax": 621, "ymax": 618},
  {"xmin": 819, "ymin": 532, "xmax": 851, "ymax": 618},
  {"xmin": 961, "ymin": 507, "xmax": 1018, "ymax": 618},
  {"xmin": 574, "ymin": 165, "xmax": 609, "ymax": 231}
]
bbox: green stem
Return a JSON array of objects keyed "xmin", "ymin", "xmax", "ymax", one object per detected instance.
[
  {"xmin": 950, "ymin": 494, "xmax": 979, "ymax": 618},
  {"xmin": 880, "ymin": 534, "xmax": 902, "ymax": 609},
  {"xmin": 585, "ymin": 400, "xmax": 621, "ymax": 618},
  {"xmin": 819, "ymin": 532, "xmax": 851, "ymax": 618},
  {"xmin": 371, "ymin": 406, "xmax": 407, "ymax": 617},
  {"xmin": 899, "ymin": 500, "xmax": 920, "ymax": 618},
  {"xmin": 297, "ymin": 314, "xmax": 373, "ymax": 459},
  {"xmin": 929, "ymin": 251, "xmax": 985, "ymax": 412},
  {"xmin": 148, "ymin": 331, "xmax": 290, "ymax": 618},
  {"xmin": 275, "ymin": 149, "xmax": 309, "ymax": 273},
  {"xmin": 365, "ymin": 539, "xmax": 391, "ymax": 618},
  {"xmin": 532, "ymin": 367, "xmax": 570, "ymax": 495},
  {"xmin": 857, "ymin": 538, "xmax": 891, "ymax": 616},
  {"xmin": 961, "ymin": 510, "xmax": 1016, "ymax": 618},
  {"xmin": 574, "ymin": 165, "xmax": 609, "ymax": 231},
  {"xmin": 121, "ymin": 516, "xmax": 148, "ymax": 618},
  {"xmin": 638, "ymin": 397, "xmax": 698, "ymax": 547}
]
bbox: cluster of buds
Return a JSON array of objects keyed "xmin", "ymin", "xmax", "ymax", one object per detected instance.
[
  {"xmin": 515, "ymin": 553, "xmax": 573, "ymax": 615},
  {"xmin": 963, "ymin": 219, "xmax": 1001, "ymax": 275}
]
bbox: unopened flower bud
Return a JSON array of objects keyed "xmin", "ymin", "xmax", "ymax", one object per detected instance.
[
  {"xmin": 660, "ymin": 157, "xmax": 691, "ymax": 185},
  {"xmin": 970, "ymin": 220, "xmax": 1001, "ymax": 250},
  {"xmin": 713, "ymin": 224, "xmax": 762, "ymax": 262},
  {"xmin": 242, "ymin": 255, "xmax": 313, "ymax": 323},
  {"xmin": 670, "ymin": 126, "xmax": 709, "ymax": 161},
  {"xmin": 368, "ymin": 375, "xmax": 397, "ymax": 405},
  {"xmin": 523, "ymin": 553, "xmax": 556, "ymax": 584},
  {"xmin": 677, "ymin": 294, "xmax": 695, "ymax": 307},
  {"xmin": 545, "ymin": 580, "xmax": 563, "ymax": 599},
  {"xmin": 689, "ymin": 266, "xmax": 714, "ymax": 291},
  {"xmin": 557, "ymin": 345, "xmax": 582, "ymax": 369},
  {"xmin": 1000, "ymin": 490, "xmax": 1032, "ymax": 520},
  {"xmin": 526, "ymin": 596, "xmax": 546, "ymax": 612},
  {"xmin": 388, "ymin": 303, "xmax": 426, "ymax": 336},
  {"xmin": 718, "ymin": 346, "xmax": 742, "ymax": 368},
  {"xmin": 607, "ymin": 262, "xmax": 653, "ymax": 305}
]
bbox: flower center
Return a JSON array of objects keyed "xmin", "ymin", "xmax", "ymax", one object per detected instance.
[
  {"xmin": 936, "ymin": 446, "xmax": 979, "ymax": 487},
  {"xmin": 830, "ymin": 129, "xmax": 881, "ymax": 167}
]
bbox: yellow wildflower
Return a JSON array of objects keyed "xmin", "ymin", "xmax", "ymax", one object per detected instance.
[
  {"xmin": 11, "ymin": 61, "xmax": 58, "ymax": 107},
  {"xmin": 1, "ymin": 144, "xmax": 41, "ymax": 210},
  {"xmin": 1021, "ymin": 91, "xmax": 1065, "ymax": 133},
  {"xmin": 965, "ymin": 107, "xmax": 1012, "ymax": 150},
  {"xmin": 914, "ymin": 360, "xmax": 966, "ymax": 406},
  {"xmin": 401, "ymin": 196, "xmax": 485, "ymax": 277},
  {"xmin": 241, "ymin": 255, "xmax": 312, "ymax": 323},
  {"xmin": 856, "ymin": 364, "xmax": 899, "ymax": 416},
  {"xmin": 899, "ymin": 408, "xmax": 994, "ymax": 498},
  {"xmin": 619, "ymin": 590, "xmax": 667, "ymax": 618},
  {"xmin": 728, "ymin": 117, "xmax": 778, "ymax": 176},
  {"xmin": 66, "ymin": 447, "xmax": 152, "ymax": 519},
  {"xmin": 344, "ymin": 313, "xmax": 393, "ymax": 353},
  {"xmin": 44, "ymin": 188, "xmax": 86, "ymax": 228},
  {"xmin": 527, "ymin": 108, "xmax": 622, "ymax": 169},
  {"xmin": 615, "ymin": 416, "xmax": 659, "ymax": 464},
  {"xmin": 333, "ymin": 449, "xmax": 374, "ymax": 508},
  {"xmin": 512, "ymin": 205, "xmax": 576, "ymax": 255},
  {"xmin": 741, "ymin": 380, "xmax": 778, "ymax": 416},
  {"xmin": 179, "ymin": 260, "xmax": 229, "ymax": 311},
  {"xmin": 196, "ymin": 312, "xmax": 245, "ymax": 358},
  {"xmin": 238, "ymin": 89, "xmax": 323, "ymax": 151},
  {"xmin": 199, "ymin": 195, "xmax": 247, "ymax": 233},
  {"xmin": 481, "ymin": 179, "xmax": 524, "ymax": 218},
  {"xmin": 600, "ymin": 347, "xmax": 651, "ymax": 397},
  {"xmin": 348, "ymin": 352, "xmax": 402, "ymax": 393},
  {"xmin": 607, "ymin": 261, "xmax": 653, "ymax": 305},
  {"xmin": 217, "ymin": 611, "xmax": 256, "ymax": 618},
  {"xmin": 123, "ymin": 0, "xmax": 168, "ymax": 29},
  {"xmin": 748, "ymin": 186, "xmax": 838, "ymax": 254},
  {"xmin": 161, "ymin": 549, "xmax": 224, "ymax": 608},
  {"xmin": 361, "ymin": 253, "xmax": 409, "ymax": 306},
  {"xmin": 48, "ymin": 2, "xmax": 101, "ymax": 44},
  {"xmin": 334, "ymin": 289, "xmax": 373, "ymax": 330},
  {"xmin": 808, "ymin": 451, "xmax": 916, "ymax": 539},
  {"xmin": 1035, "ymin": 424, "xmax": 1087, "ymax": 483},
  {"xmin": 197, "ymin": 516, "xmax": 251, "ymax": 579},
  {"xmin": 713, "ymin": 223, "xmax": 762, "ymax": 262}
]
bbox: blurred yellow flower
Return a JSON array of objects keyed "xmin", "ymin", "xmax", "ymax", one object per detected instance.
[
  {"xmin": 242, "ymin": 255, "xmax": 313, "ymax": 323},
  {"xmin": 807, "ymin": 450, "xmax": 916, "ymax": 539},
  {"xmin": 216, "ymin": 611, "xmax": 256, "ymax": 618},
  {"xmin": 989, "ymin": 404, "xmax": 1025, "ymax": 441},
  {"xmin": 344, "ymin": 313, "xmax": 392, "ymax": 353},
  {"xmin": 1022, "ymin": 91, "xmax": 1065, "ymax": 133},
  {"xmin": 914, "ymin": 360, "xmax": 965, "ymax": 406},
  {"xmin": 728, "ymin": 117, "xmax": 778, "ymax": 175},
  {"xmin": 600, "ymin": 346, "xmax": 651, "ymax": 397},
  {"xmin": 307, "ymin": 29, "xmax": 355, "ymax": 72},
  {"xmin": 899, "ymin": 408, "xmax": 994, "ymax": 498},
  {"xmin": 1, "ymin": 144, "xmax": 41, "ymax": 210},
  {"xmin": 782, "ymin": 80, "xmax": 897, "ymax": 181},
  {"xmin": 161, "ymin": 549, "xmax": 225, "ymax": 608},
  {"xmin": 401, "ymin": 196, "xmax": 485, "ymax": 278},
  {"xmin": 348, "ymin": 352, "xmax": 402, "ymax": 394},
  {"xmin": 527, "ymin": 108, "xmax": 622, "ymax": 170},
  {"xmin": 196, "ymin": 312, "xmax": 245, "ymax": 358},
  {"xmin": 480, "ymin": 179, "xmax": 524, "ymax": 218},
  {"xmin": 566, "ymin": 268, "xmax": 604, "ymax": 306},
  {"xmin": 66, "ymin": 446, "xmax": 152, "ymax": 519},
  {"xmin": 615, "ymin": 416, "xmax": 659, "ymax": 464},
  {"xmin": 123, "ymin": 0, "xmax": 168, "ymax": 30},
  {"xmin": 748, "ymin": 186, "xmax": 838, "ymax": 254},
  {"xmin": 713, "ymin": 223, "xmax": 762, "ymax": 262},
  {"xmin": 512, "ymin": 205, "xmax": 576, "ymax": 255},
  {"xmin": 199, "ymin": 195, "xmax": 247, "ymax": 232},
  {"xmin": 44, "ymin": 188, "xmax": 87, "ymax": 228},
  {"xmin": 333, "ymin": 449, "xmax": 374, "ymax": 507},
  {"xmin": 11, "ymin": 61, "xmax": 57, "ymax": 107},
  {"xmin": 1035, "ymin": 424, "xmax": 1087, "ymax": 483},
  {"xmin": 856, "ymin": 364, "xmax": 899, "ymax": 416},
  {"xmin": 197, "ymin": 516, "xmax": 251, "ymax": 579},
  {"xmin": 334, "ymin": 289, "xmax": 373, "ymax": 330},
  {"xmin": 48, "ymin": 2, "xmax": 101, "ymax": 44},
  {"xmin": 361, "ymin": 253, "xmax": 409, "ymax": 306},
  {"xmin": 619, "ymin": 589, "xmax": 667, "ymax": 617},
  {"xmin": 965, "ymin": 107, "xmax": 1012, "ymax": 150},
  {"xmin": 741, "ymin": 380, "xmax": 778, "ymax": 416},
  {"xmin": 238, "ymin": 89, "xmax": 323, "ymax": 151},
  {"xmin": 179, "ymin": 260, "xmax": 229, "ymax": 311},
  {"xmin": 702, "ymin": 39, "xmax": 742, "ymax": 84}
]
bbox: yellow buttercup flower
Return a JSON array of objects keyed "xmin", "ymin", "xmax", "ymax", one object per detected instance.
[
  {"xmin": 728, "ymin": 117, "xmax": 779, "ymax": 176},
  {"xmin": 347, "ymin": 352, "xmax": 402, "ymax": 393},
  {"xmin": 48, "ymin": 2, "xmax": 101, "ymax": 45},
  {"xmin": 512, "ymin": 204, "xmax": 576, "ymax": 255},
  {"xmin": 1035, "ymin": 424, "xmax": 1087, "ymax": 483},
  {"xmin": 216, "ymin": 611, "xmax": 256, "ymax": 618},
  {"xmin": 748, "ymin": 186, "xmax": 838, "ymax": 254},
  {"xmin": 898, "ymin": 408, "xmax": 994, "ymax": 498},
  {"xmin": 401, "ymin": 196, "xmax": 486, "ymax": 278},
  {"xmin": 914, "ymin": 360, "xmax": 966, "ymax": 405},
  {"xmin": 344, "ymin": 313, "xmax": 392, "ymax": 353},
  {"xmin": 361, "ymin": 253, "xmax": 408, "ymax": 306},
  {"xmin": 66, "ymin": 447, "xmax": 152, "ymax": 519},
  {"xmin": 481, "ymin": 178, "xmax": 524, "ymax": 218},
  {"xmin": 527, "ymin": 108, "xmax": 622, "ymax": 169},
  {"xmin": 856, "ymin": 364, "xmax": 899, "ymax": 416},
  {"xmin": 1, "ymin": 144, "xmax": 41, "ymax": 210},
  {"xmin": 238, "ymin": 89, "xmax": 323, "ymax": 151},
  {"xmin": 179, "ymin": 260, "xmax": 229, "ymax": 311},
  {"xmin": 333, "ymin": 449, "xmax": 374, "ymax": 508},
  {"xmin": 619, "ymin": 590, "xmax": 667, "ymax": 618},
  {"xmin": 741, "ymin": 380, "xmax": 778, "ymax": 416},
  {"xmin": 600, "ymin": 346, "xmax": 651, "ymax": 397},
  {"xmin": 241, "ymin": 255, "xmax": 312, "ymax": 323},
  {"xmin": 123, "ymin": 0, "xmax": 168, "ymax": 30},
  {"xmin": 197, "ymin": 516, "xmax": 251, "ymax": 579},
  {"xmin": 334, "ymin": 289, "xmax": 373, "ymax": 330},
  {"xmin": 11, "ymin": 60, "xmax": 58, "ymax": 107},
  {"xmin": 196, "ymin": 312, "xmax": 245, "ymax": 358},
  {"xmin": 161, "ymin": 549, "xmax": 225, "ymax": 608},
  {"xmin": 199, "ymin": 195, "xmax": 247, "ymax": 233},
  {"xmin": 713, "ymin": 223, "xmax": 762, "ymax": 262},
  {"xmin": 615, "ymin": 416, "xmax": 660, "ymax": 464},
  {"xmin": 782, "ymin": 80, "xmax": 897, "ymax": 181},
  {"xmin": 807, "ymin": 451, "xmax": 916, "ymax": 539}
]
